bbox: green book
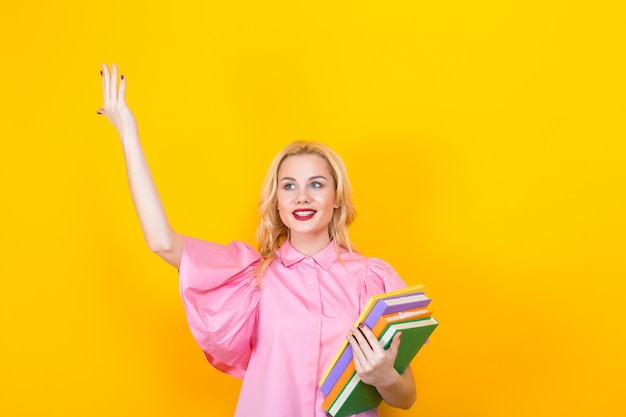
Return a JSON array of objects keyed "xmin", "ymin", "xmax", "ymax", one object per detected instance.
[{"xmin": 324, "ymin": 317, "xmax": 439, "ymax": 417}]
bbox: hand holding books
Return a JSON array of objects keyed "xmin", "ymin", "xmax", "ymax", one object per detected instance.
[
  {"xmin": 319, "ymin": 284, "xmax": 439, "ymax": 417},
  {"xmin": 347, "ymin": 323, "xmax": 403, "ymax": 388}
]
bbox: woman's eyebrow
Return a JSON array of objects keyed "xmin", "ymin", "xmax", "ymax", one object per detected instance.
[{"xmin": 280, "ymin": 175, "xmax": 328, "ymax": 181}]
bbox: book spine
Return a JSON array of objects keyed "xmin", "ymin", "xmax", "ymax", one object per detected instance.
[{"xmin": 320, "ymin": 345, "xmax": 354, "ymax": 395}]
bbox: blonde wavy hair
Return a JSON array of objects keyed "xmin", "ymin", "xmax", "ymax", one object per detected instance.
[{"xmin": 255, "ymin": 141, "xmax": 357, "ymax": 281}]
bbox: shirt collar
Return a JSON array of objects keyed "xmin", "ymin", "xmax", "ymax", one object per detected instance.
[{"xmin": 277, "ymin": 239, "xmax": 340, "ymax": 270}]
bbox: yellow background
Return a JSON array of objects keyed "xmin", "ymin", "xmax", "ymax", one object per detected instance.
[{"xmin": 1, "ymin": 1, "xmax": 625, "ymax": 416}]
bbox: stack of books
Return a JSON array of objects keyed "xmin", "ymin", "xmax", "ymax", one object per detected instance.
[{"xmin": 319, "ymin": 284, "xmax": 439, "ymax": 417}]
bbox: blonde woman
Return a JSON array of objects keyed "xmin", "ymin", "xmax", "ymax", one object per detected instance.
[{"xmin": 98, "ymin": 63, "xmax": 416, "ymax": 417}]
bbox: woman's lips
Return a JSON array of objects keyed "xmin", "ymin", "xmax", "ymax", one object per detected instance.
[{"xmin": 293, "ymin": 210, "xmax": 316, "ymax": 220}]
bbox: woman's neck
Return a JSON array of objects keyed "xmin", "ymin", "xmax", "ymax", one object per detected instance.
[{"xmin": 289, "ymin": 233, "xmax": 331, "ymax": 256}]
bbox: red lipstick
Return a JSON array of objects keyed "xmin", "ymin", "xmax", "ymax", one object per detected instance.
[{"xmin": 293, "ymin": 209, "xmax": 316, "ymax": 221}]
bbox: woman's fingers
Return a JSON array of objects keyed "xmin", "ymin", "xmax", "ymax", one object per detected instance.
[
  {"xmin": 350, "ymin": 327, "xmax": 376, "ymax": 365},
  {"xmin": 118, "ymin": 73, "xmax": 126, "ymax": 104},
  {"xmin": 98, "ymin": 63, "xmax": 138, "ymax": 139},
  {"xmin": 347, "ymin": 332, "xmax": 367, "ymax": 371},
  {"xmin": 102, "ymin": 63, "xmax": 110, "ymax": 109},
  {"xmin": 387, "ymin": 332, "xmax": 402, "ymax": 359},
  {"xmin": 100, "ymin": 63, "xmax": 127, "ymax": 112},
  {"xmin": 357, "ymin": 324, "xmax": 385, "ymax": 354},
  {"xmin": 110, "ymin": 63, "xmax": 118, "ymax": 107},
  {"xmin": 348, "ymin": 326, "xmax": 404, "ymax": 388}
]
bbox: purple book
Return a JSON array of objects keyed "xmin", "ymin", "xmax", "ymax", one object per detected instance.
[{"xmin": 320, "ymin": 292, "xmax": 431, "ymax": 395}]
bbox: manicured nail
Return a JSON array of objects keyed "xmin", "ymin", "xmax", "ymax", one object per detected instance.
[
  {"xmin": 121, "ymin": 74, "xmax": 125, "ymax": 80},
  {"xmin": 358, "ymin": 323, "xmax": 364, "ymax": 328},
  {"xmin": 100, "ymin": 70, "xmax": 102, "ymax": 76}
]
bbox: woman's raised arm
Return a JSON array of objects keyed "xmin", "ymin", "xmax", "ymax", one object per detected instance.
[{"xmin": 98, "ymin": 63, "xmax": 183, "ymax": 268}]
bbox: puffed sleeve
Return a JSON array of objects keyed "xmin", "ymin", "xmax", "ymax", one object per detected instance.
[
  {"xmin": 360, "ymin": 258, "xmax": 408, "ymax": 307},
  {"xmin": 178, "ymin": 236, "xmax": 262, "ymax": 379}
]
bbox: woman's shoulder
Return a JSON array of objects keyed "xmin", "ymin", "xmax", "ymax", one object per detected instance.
[
  {"xmin": 338, "ymin": 247, "xmax": 394, "ymax": 269},
  {"xmin": 180, "ymin": 236, "xmax": 262, "ymax": 285},
  {"xmin": 339, "ymin": 248, "xmax": 407, "ymax": 293},
  {"xmin": 337, "ymin": 249, "xmax": 396, "ymax": 277},
  {"xmin": 183, "ymin": 235, "xmax": 261, "ymax": 259}
]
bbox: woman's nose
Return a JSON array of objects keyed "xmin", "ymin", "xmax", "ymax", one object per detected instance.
[{"xmin": 296, "ymin": 188, "xmax": 311, "ymax": 204}]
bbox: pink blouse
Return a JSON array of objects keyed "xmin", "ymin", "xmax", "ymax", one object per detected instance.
[{"xmin": 179, "ymin": 236, "xmax": 407, "ymax": 417}]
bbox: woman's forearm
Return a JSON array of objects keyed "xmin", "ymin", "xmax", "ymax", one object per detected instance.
[
  {"xmin": 121, "ymin": 132, "xmax": 183, "ymax": 267},
  {"xmin": 376, "ymin": 366, "xmax": 417, "ymax": 410}
]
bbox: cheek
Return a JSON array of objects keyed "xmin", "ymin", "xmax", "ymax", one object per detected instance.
[
  {"xmin": 324, "ymin": 191, "xmax": 338, "ymax": 208},
  {"xmin": 277, "ymin": 211, "xmax": 290, "ymax": 226},
  {"xmin": 276, "ymin": 192, "xmax": 287, "ymax": 210},
  {"xmin": 276, "ymin": 196, "xmax": 289, "ymax": 220},
  {"xmin": 276, "ymin": 188, "xmax": 287, "ymax": 209}
]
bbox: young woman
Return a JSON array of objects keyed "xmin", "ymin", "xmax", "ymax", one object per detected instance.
[{"xmin": 98, "ymin": 63, "xmax": 417, "ymax": 417}]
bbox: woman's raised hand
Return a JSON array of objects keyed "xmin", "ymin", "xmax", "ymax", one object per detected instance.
[
  {"xmin": 97, "ymin": 63, "xmax": 138, "ymax": 141},
  {"xmin": 96, "ymin": 63, "xmax": 183, "ymax": 268}
]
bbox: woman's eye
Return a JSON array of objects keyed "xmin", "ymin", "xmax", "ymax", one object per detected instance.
[
  {"xmin": 284, "ymin": 183, "xmax": 296, "ymax": 190},
  {"xmin": 310, "ymin": 182, "xmax": 322, "ymax": 189}
]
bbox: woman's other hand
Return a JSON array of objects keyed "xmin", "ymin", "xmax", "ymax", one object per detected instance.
[
  {"xmin": 97, "ymin": 63, "xmax": 138, "ymax": 141},
  {"xmin": 347, "ymin": 323, "xmax": 402, "ymax": 388},
  {"xmin": 347, "ymin": 324, "xmax": 416, "ymax": 409}
]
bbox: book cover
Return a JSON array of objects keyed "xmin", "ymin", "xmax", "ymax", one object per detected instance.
[
  {"xmin": 320, "ymin": 292, "xmax": 431, "ymax": 395},
  {"xmin": 323, "ymin": 317, "xmax": 439, "ymax": 417},
  {"xmin": 319, "ymin": 284, "xmax": 426, "ymax": 387}
]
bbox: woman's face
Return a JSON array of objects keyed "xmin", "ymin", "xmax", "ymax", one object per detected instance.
[{"xmin": 276, "ymin": 154, "xmax": 339, "ymax": 252}]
